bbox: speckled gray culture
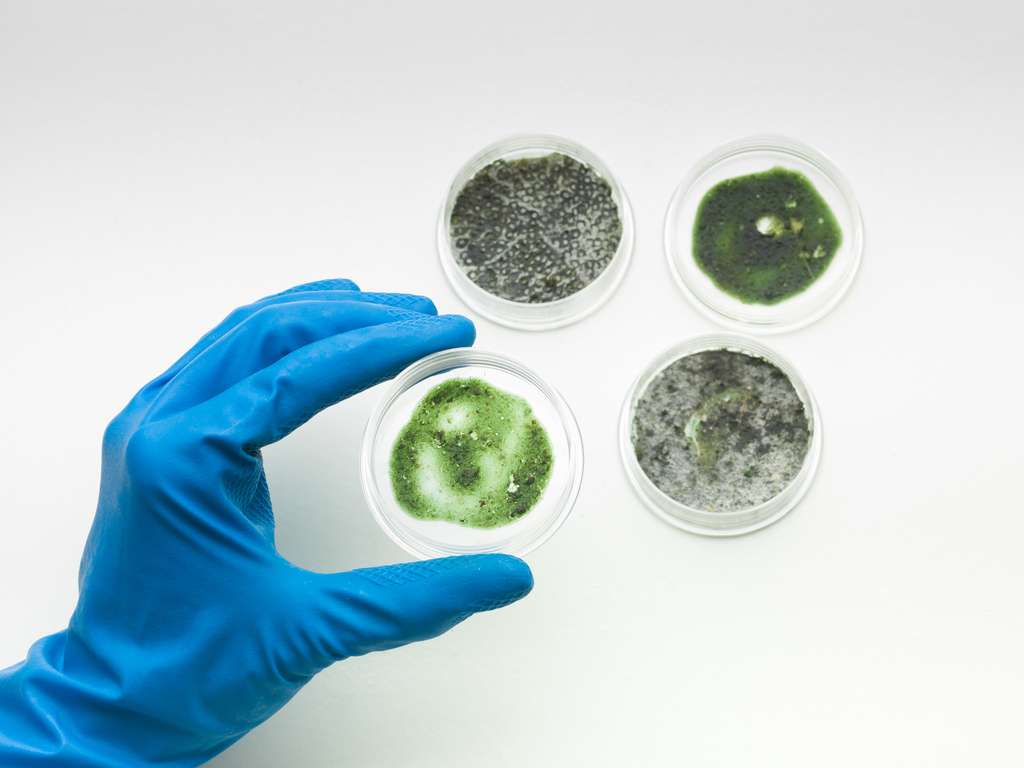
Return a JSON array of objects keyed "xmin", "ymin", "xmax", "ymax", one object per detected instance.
[
  {"xmin": 631, "ymin": 350, "xmax": 811, "ymax": 512},
  {"xmin": 449, "ymin": 153, "xmax": 622, "ymax": 303}
]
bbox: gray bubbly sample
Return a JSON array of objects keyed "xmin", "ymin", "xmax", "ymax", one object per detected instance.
[
  {"xmin": 631, "ymin": 350, "xmax": 810, "ymax": 512},
  {"xmin": 449, "ymin": 152, "xmax": 623, "ymax": 303}
]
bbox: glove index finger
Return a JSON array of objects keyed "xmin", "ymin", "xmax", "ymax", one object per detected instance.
[
  {"xmin": 136, "ymin": 287, "xmax": 436, "ymax": 403},
  {"xmin": 196, "ymin": 313, "xmax": 475, "ymax": 450}
]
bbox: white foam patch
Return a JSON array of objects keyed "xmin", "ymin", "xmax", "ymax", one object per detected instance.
[
  {"xmin": 477, "ymin": 452, "xmax": 503, "ymax": 491},
  {"xmin": 438, "ymin": 403, "xmax": 472, "ymax": 432},
  {"xmin": 415, "ymin": 445, "xmax": 470, "ymax": 514},
  {"xmin": 499, "ymin": 402, "xmax": 528, "ymax": 457}
]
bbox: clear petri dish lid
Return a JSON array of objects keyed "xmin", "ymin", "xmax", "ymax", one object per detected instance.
[
  {"xmin": 361, "ymin": 349, "xmax": 584, "ymax": 559},
  {"xmin": 437, "ymin": 134, "xmax": 634, "ymax": 331},
  {"xmin": 664, "ymin": 135, "xmax": 864, "ymax": 334},
  {"xmin": 619, "ymin": 334, "xmax": 822, "ymax": 536}
]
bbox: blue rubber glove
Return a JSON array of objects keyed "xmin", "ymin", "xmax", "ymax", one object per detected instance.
[{"xmin": 0, "ymin": 279, "xmax": 533, "ymax": 767}]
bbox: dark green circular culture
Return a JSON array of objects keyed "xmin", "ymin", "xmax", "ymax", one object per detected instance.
[{"xmin": 693, "ymin": 167, "xmax": 843, "ymax": 304}]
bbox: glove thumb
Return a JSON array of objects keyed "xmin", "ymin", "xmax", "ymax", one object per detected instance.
[{"xmin": 299, "ymin": 554, "xmax": 533, "ymax": 669}]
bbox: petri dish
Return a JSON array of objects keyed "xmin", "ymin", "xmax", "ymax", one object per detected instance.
[
  {"xmin": 437, "ymin": 134, "xmax": 634, "ymax": 331},
  {"xmin": 664, "ymin": 135, "xmax": 863, "ymax": 334},
  {"xmin": 619, "ymin": 334, "xmax": 822, "ymax": 536},
  {"xmin": 361, "ymin": 348, "xmax": 584, "ymax": 558}
]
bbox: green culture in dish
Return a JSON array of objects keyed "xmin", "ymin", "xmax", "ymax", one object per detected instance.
[
  {"xmin": 390, "ymin": 378, "xmax": 553, "ymax": 528},
  {"xmin": 693, "ymin": 167, "xmax": 843, "ymax": 304}
]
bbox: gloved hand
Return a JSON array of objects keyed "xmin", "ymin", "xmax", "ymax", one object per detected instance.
[{"xmin": 0, "ymin": 279, "xmax": 533, "ymax": 767}]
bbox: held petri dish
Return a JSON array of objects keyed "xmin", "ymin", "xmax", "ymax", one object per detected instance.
[
  {"xmin": 362, "ymin": 349, "xmax": 584, "ymax": 558},
  {"xmin": 619, "ymin": 334, "xmax": 822, "ymax": 536},
  {"xmin": 665, "ymin": 135, "xmax": 863, "ymax": 334},
  {"xmin": 438, "ymin": 134, "xmax": 635, "ymax": 331}
]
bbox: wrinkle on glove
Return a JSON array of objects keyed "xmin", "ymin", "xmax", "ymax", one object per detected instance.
[{"xmin": 0, "ymin": 279, "xmax": 533, "ymax": 767}]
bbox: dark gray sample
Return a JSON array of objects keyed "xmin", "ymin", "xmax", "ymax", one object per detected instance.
[{"xmin": 449, "ymin": 153, "xmax": 622, "ymax": 303}]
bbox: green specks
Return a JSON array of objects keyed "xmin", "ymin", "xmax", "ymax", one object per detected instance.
[
  {"xmin": 450, "ymin": 153, "xmax": 622, "ymax": 303},
  {"xmin": 693, "ymin": 167, "xmax": 843, "ymax": 304},
  {"xmin": 390, "ymin": 378, "xmax": 553, "ymax": 528},
  {"xmin": 684, "ymin": 386, "xmax": 756, "ymax": 471}
]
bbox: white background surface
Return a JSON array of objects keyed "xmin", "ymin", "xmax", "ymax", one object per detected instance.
[{"xmin": 1, "ymin": 2, "xmax": 1022, "ymax": 765}]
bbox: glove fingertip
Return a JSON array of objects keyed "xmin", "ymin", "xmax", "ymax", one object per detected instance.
[
  {"xmin": 408, "ymin": 294, "xmax": 438, "ymax": 316},
  {"xmin": 481, "ymin": 554, "xmax": 534, "ymax": 609},
  {"xmin": 433, "ymin": 313, "xmax": 476, "ymax": 349},
  {"xmin": 440, "ymin": 553, "xmax": 534, "ymax": 612}
]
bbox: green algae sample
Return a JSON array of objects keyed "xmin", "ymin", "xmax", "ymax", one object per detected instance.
[
  {"xmin": 693, "ymin": 167, "xmax": 843, "ymax": 304},
  {"xmin": 390, "ymin": 378, "xmax": 553, "ymax": 528}
]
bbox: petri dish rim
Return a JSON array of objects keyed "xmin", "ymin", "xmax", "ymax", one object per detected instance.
[
  {"xmin": 361, "ymin": 348, "xmax": 585, "ymax": 558},
  {"xmin": 664, "ymin": 134, "xmax": 864, "ymax": 335},
  {"xmin": 437, "ymin": 133, "xmax": 635, "ymax": 332},
  {"xmin": 618, "ymin": 334, "xmax": 823, "ymax": 537}
]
